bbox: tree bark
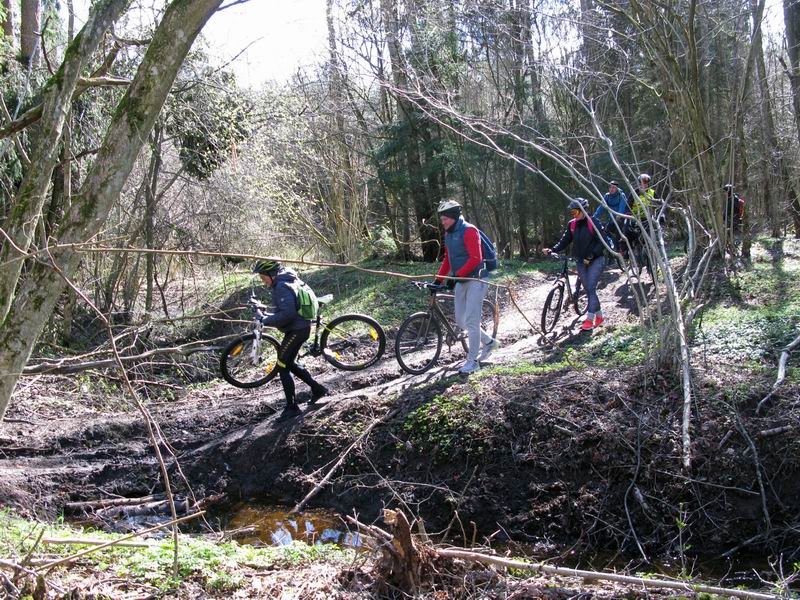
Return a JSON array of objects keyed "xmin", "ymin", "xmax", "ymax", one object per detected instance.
[
  {"xmin": 752, "ymin": 0, "xmax": 795, "ymax": 237},
  {"xmin": 0, "ymin": 0, "xmax": 131, "ymax": 323},
  {"xmin": 0, "ymin": 0, "xmax": 224, "ymax": 421},
  {"xmin": 19, "ymin": 0, "xmax": 40, "ymax": 66},
  {"xmin": 380, "ymin": 0, "xmax": 436, "ymax": 262},
  {"xmin": 784, "ymin": 0, "xmax": 800, "ymax": 142},
  {"xmin": 145, "ymin": 122, "xmax": 163, "ymax": 313},
  {"xmin": 2, "ymin": 0, "xmax": 15, "ymax": 45}
]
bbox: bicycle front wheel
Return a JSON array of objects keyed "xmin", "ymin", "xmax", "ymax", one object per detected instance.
[
  {"xmin": 541, "ymin": 284, "xmax": 564, "ymax": 334},
  {"xmin": 395, "ymin": 312, "xmax": 443, "ymax": 375},
  {"xmin": 320, "ymin": 314, "xmax": 386, "ymax": 371},
  {"xmin": 220, "ymin": 333, "xmax": 280, "ymax": 388}
]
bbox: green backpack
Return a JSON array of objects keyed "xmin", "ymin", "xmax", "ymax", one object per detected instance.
[{"xmin": 296, "ymin": 282, "xmax": 319, "ymax": 320}]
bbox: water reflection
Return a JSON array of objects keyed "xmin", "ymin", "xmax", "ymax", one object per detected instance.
[{"xmin": 226, "ymin": 504, "xmax": 361, "ymax": 548}]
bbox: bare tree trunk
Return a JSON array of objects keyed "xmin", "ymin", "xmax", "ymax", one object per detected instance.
[
  {"xmin": 145, "ymin": 123, "xmax": 163, "ymax": 313},
  {"xmin": 0, "ymin": 0, "xmax": 225, "ymax": 421},
  {"xmin": 380, "ymin": 0, "xmax": 436, "ymax": 261},
  {"xmin": 2, "ymin": 0, "xmax": 16, "ymax": 45},
  {"xmin": 752, "ymin": 0, "xmax": 793, "ymax": 237},
  {"xmin": 784, "ymin": 0, "xmax": 800, "ymax": 142},
  {"xmin": 0, "ymin": 0, "xmax": 131, "ymax": 322},
  {"xmin": 19, "ymin": 0, "xmax": 40, "ymax": 66}
]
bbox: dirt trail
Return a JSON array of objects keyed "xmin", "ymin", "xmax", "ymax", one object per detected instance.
[{"xmin": 0, "ymin": 267, "xmax": 630, "ymax": 505}]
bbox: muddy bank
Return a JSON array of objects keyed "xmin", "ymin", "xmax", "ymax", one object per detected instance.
[{"xmin": 2, "ymin": 355, "xmax": 798, "ymax": 563}]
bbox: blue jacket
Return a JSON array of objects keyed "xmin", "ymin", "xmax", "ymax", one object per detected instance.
[
  {"xmin": 260, "ymin": 268, "xmax": 312, "ymax": 333},
  {"xmin": 444, "ymin": 217, "xmax": 485, "ymax": 280},
  {"xmin": 593, "ymin": 190, "xmax": 628, "ymax": 223}
]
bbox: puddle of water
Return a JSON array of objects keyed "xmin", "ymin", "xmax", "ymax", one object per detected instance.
[{"xmin": 224, "ymin": 503, "xmax": 362, "ymax": 548}]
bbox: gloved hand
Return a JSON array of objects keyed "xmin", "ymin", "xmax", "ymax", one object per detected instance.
[
  {"xmin": 445, "ymin": 278, "xmax": 455, "ymax": 290},
  {"xmin": 583, "ymin": 258, "xmax": 591, "ymax": 266},
  {"xmin": 429, "ymin": 281, "xmax": 445, "ymax": 295}
]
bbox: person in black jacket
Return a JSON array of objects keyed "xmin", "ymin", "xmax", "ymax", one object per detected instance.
[
  {"xmin": 253, "ymin": 259, "xmax": 328, "ymax": 420},
  {"xmin": 543, "ymin": 198, "xmax": 611, "ymax": 332}
]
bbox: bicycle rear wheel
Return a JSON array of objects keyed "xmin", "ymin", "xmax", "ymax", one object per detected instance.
[
  {"xmin": 220, "ymin": 333, "xmax": 280, "ymax": 388},
  {"xmin": 320, "ymin": 314, "xmax": 386, "ymax": 371},
  {"xmin": 572, "ymin": 281, "xmax": 587, "ymax": 316},
  {"xmin": 541, "ymin": 284, "xmax": 564, "ymax": 334},
  {"xmin": 395, "ymin": 312, "xmax": 443, "ymax": 375}
]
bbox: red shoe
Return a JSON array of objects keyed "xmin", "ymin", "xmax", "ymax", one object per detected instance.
[
  {"xmin": 580, "ymin": 319, "xmax": 594, "ymax": 331},
  {"xmin": 594, "ymin": 315, "xmax": 605, "ymax": 327}
]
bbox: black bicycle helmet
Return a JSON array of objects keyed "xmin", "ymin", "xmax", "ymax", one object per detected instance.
[
  {"xmin": 253, "ymin": 259, "xmax": 280, "ymax": 276},
  {"xmin": 568, "ymin": 197, "xmax": 590, "ymax": 211}
]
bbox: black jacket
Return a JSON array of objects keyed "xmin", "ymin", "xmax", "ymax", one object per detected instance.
[
  {"xmin": 551, "ymin": 217, "xmax": 608, "ymax": 261},
  {"xmin": 260, "ymin": 268, "xmax": 312, "ymax": 333}
]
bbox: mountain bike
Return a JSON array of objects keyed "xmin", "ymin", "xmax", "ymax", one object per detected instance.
[
  {"xmin": 395, "ymin": 281, "xmax": 498, "ymax": 375},
  {"xmin": 540, "ymin": 255, "xmax": 587, "ymax": 334},
  {"xmin": 220, "ymin": 295, "xmax": 386, "ymax": 388}
]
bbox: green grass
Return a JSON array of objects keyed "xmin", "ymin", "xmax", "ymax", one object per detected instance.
[
  {"xmin": 402, "ymin": 390, "xmax": 497, "ymax": 458},
  {"xmin": 474, "ymin": 359, "xmax": 570, "ymax": 378},
  {"xmin": 0, "ymin": 509, "xmax": 350, "ymax": 594},
  {"xmin": 692, "ymin": 239, "xmax": 800, "ymax": 364},
  {"xmin": 583, "ymin": 324, "xmax": 652, "ymax": 367}
]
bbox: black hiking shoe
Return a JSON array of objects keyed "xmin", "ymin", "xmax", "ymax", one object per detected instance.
[
  {"xmin": 309, "ymin": 385, "xmax": 329, "ymax": 404},
  {"xmin": 276, "ymin": 404, "xmax": 302, "ymax": 422}
]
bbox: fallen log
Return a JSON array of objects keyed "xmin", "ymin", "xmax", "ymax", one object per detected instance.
[
  {"xmin": 66, "ymin": 494, "xmax": 165, "ymax": 511},
  {"xmin": 23, "ymin": 335, "xmax": 238, "ymax": 375},
  {"xmin": 42, "ymin": 537, "xmax": 153, "ymax": 548},
  {"xmin": 347, "ymin": 511, "xmax": 780, "ymax": 600},
  {"xmin": 437, "ymin": 548, "xmax": 780, "ymax": 600}
]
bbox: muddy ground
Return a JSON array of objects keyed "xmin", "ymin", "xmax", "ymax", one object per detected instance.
[{"xmin": 1, "ymin": 262, "xmax": 798, "ymax": 569}]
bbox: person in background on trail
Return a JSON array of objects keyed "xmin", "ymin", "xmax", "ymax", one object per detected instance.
[
  {"xmin": 593, "ymin": 180, "xmax": 628, "ymax": 259},
  {"xmin": 631, "ymin": 173, "xmax": 655, "ymax": 222},
  {"xmin": 253, "ymin": 260, "xmax": 328, "ymax": 421},
  {"xmin": 723, "ymin": 183, "xmax": 743, "ymax": 231},
  {"xmin": 543, "ymin": 198, "xmax": 610, "ymax": 332},
  {"xmin": 435, "ymin": 199, "xmax": 499, "ymax": 374}
]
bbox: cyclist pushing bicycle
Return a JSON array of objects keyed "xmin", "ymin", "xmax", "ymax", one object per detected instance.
[
  {"xmin": 543, "ymin": 198, "xmax": 612, "ymax": 332},
  {"xmin": 253, "ymin": 259, "xmax": 328, "ymax": 421},
  {"xmin": 434, "ymin": 200, "xmax": 499, "ymax": 374}
]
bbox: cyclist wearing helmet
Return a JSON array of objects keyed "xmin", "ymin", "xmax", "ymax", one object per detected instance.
[
  {"xmin": 253, "ymin": 259, "xmax": 328, "ymax": 421},
  {"xmin": 435, "ymin": 199, "xmax": 499, "ymax": 374},
  {"xmin": 593, "ymin": 180, "xmax": 628, "ymax": 257},
  {"xmin": 543, "ymin": 198, "xmax": 610, "ymax": 331},
  {"xmin": 632, "ymin": 173, "xmax": 655, "ymax": 220}
]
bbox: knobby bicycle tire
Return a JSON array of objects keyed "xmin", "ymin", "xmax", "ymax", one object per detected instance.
[
  {"xmin": 541, "ymin": 284, "xmax": 564, "ymax": 334},
  {"xmin": 395, "ymin": 312, "xmax": 443, "ymax": 375},
  {"xmin": 320, "ymin": 314, "xmax": 386, "ymax": 371},
  {"xmin": 573, "ymin": 289, "xmax": 588, "ymax": 316},
  {"xmin": 220, "ymin": 333, "xmax": 281, "ymax": 388}
]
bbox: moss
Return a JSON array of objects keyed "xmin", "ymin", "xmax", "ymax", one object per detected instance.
[{"xmin": 403, "ymin": 390, "xmax": 497, "ymax": 458}]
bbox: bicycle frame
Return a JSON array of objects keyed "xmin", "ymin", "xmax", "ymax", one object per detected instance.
[
  {"xmin": 423, "ymin": 289, "xmax": 465, "ymax": 347},
  {"xmin": 556, "ymin": 256, "xmax": 582, "ymax": 307},
  {"xmin": 248, "ymin": 294, "xmax": 336, "ymax": 360}
]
